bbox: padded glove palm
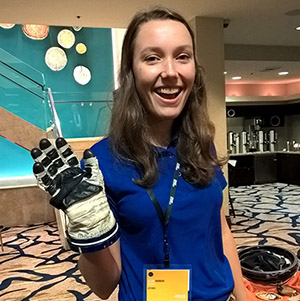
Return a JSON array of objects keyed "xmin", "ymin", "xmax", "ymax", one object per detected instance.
[{"xmin": 31, "ymin": 137, "xmax": 119, "ymax": 253}]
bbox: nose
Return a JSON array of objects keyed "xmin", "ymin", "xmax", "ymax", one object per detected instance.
[{"xmin": 161, "ymin": 59, "xmax": 178, "ymax": 79}]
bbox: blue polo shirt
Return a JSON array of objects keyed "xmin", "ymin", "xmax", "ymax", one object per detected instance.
[{"xmin": 90, "ymin": 137, "xmax": 234, "ymax": 300}]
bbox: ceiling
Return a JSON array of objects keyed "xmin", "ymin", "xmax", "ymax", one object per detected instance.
[{"xmin": 2, "ymin": 0, "xmax": 300, "ymax": 84}]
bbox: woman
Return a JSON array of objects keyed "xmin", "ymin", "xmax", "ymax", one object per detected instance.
[{"xmin": 31, "ymin": 7, "xmax": 247, "ymax": 301}]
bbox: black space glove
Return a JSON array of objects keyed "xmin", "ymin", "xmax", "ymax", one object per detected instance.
[{"xmin": 31, "ymin": 137, "xmax": 119, "ymax": 253}]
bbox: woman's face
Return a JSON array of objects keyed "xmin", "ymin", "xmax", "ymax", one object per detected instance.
[{"xmin": 132, "ymin": 19, "xmax": 196, "ymax": 125}]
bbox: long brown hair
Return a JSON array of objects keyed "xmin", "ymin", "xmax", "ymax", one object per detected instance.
[{"xmin": 108, "ymin": 6, "xmax": 225, "ymax": 188}]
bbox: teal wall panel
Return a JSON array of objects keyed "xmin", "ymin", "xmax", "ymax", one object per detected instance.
[
  {"xmin": 0, "ymin": 25, "xmax": 114, "ymax": 138},
  {"xmin": 0, "ymin": 136, "xmax": 34, "ymax": 177},
  {"xmin": 0, "ymin": 25, "xmax": 114, "ymax": 94}
]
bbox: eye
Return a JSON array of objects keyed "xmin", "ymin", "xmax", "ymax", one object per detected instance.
[
  {"xmin": 145, "ymin": 55, "xmax": 160, "ymax": 64},
  {"xmin": 176, "ymin": 53, "xmax": 192, "ymax": 62}
]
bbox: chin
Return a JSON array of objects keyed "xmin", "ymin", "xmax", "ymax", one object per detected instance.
[{"xmin": 157, "ymin": 113, "xmax": 181, "ymax": 122}]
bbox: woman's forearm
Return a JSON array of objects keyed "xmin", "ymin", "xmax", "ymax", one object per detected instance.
[
  {"xmin": 221, "ymin": 209, "xmax": 248, "ymax": 301},
  {"xmin": 78, "ymin": 239, "xmax": 121, "ymax": 299}
]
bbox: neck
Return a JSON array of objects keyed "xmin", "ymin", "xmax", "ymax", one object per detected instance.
[{"xmin": 148, "ymin": 119, "xmax": 173, "ymax": 148}]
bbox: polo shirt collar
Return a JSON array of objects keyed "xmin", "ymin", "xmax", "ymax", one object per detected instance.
[{"xmin": 154, "ymin": 133, "xmax": 178, "ymax": 157}]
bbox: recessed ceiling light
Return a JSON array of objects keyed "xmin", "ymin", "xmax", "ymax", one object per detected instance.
[
  {"xmin": 232, "ymin": 76, "xmax": 242, "ymax": 80},
  {"xmin": 224, "ymin": 71, "xmax": 227, "ymax": 75},
  {"xmin": 278, "ymin": 71, "xmax": 289, "ymax": 75},
  {"xmin": 296, "ymin": 26, "xmax": 300, "ymax": 31}
]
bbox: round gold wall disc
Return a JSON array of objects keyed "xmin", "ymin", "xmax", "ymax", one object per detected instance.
[
  {"xmin": 0, "ymin": 23, "xmax": 15, "ymax": 29},
  {"xmin": 75, "ymin": 43, "xmax": 87, "ymax": 54},
  {"xmin": 73, "ymin": 65, "xmax": 91, "ymax": 85},
  {"xmin": 57, "ymin": 29, "xmax": 75, "ymax": 49},
  {"xmin": 22, "ymin": 24, "xmax": 49, "ymax": 40},
  {"xmin": 45, "ymin": 47, "xmax": 67, "ymax": 71}
]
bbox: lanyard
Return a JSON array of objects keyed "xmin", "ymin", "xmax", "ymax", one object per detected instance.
[{"xmin": 146, "ymin": 162, "xmax": 180, "ymax": 268}]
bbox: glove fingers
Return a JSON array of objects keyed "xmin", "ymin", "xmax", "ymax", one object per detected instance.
[
  {"xmin": 33, "ymin": 162, "xmax": 49, "ymax": 189},
  {"xmin": 31, "ymin": 139, "xmax": 62, "ymax": 177},
  {"xmin": 56, "ymin": 137, "xmax": 79, "ymax": 167},
  {"xmin": 40, "ymin": 138, "xmax": 60, "ymax": 161},
  {"xmin": 31, "ymin": 147, "xmax": 52, "ymax": 169},
  {"xmin": 32, "ymin": 162, "xmax": 56, "ymax": 194},
  {"xmin": 31, "ymin": 138, "xmax": 74, "ymax": 187},
  {"xmin": 40, "ymin": 138, "xmax": 69, "ymax": 173},
  {"xmin": 83, "ymin": 149, "xmax": 103, "ymax": 186}
]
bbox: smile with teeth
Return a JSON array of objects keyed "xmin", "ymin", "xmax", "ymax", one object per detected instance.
[{"xmin": 155, "ymin": 87, "xmax": 182, "ymax": 99}]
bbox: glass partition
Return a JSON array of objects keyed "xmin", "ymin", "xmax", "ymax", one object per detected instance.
[
  {"xmin": 49, "ymin": 91, "xmax": 113, "ymax": 138},
  {"xmin": 0, "ymin": 48, "xmax": 52, "ymax": 131},
  {"xmin": 0, "ymin": 48, "xmax": 52, "ymax": 178}
]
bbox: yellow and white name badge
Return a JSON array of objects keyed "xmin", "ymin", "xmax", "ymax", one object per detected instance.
[{"xmin": 145, "ymin": 268, "xmax": 191, "ymax": 301}]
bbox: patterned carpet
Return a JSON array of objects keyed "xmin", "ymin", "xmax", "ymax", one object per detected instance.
[
  {"xmin": 0, "ymin": 182, "xmax": 299, "ymax": 300},
  {"xmin": 0, "ymin": 223, "xmax": 118, "ymax": 300},
  {"xmin": 230, "ymin": 182, "xmax": 300, "ymax": 256}
]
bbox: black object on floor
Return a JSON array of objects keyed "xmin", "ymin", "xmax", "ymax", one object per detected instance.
[{"xmin": 238, "ymin": 245, "xmax": 299, "ymax": 285}]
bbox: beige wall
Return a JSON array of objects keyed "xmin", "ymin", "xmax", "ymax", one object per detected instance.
[
  {"xmin": 189, "ymin": 17, "xmax": 229, "ymax": 214},
  {"xmin": 0, "ymin": 187, "xmax": 55, "ymax": 227},
  {"xmin": 67, "ymin": 137, "xmax": 102, "ymax": 159}
]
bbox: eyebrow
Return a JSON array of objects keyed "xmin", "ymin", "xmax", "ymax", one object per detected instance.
[{"xmin": 139, "ymin": 45, "xmax": 193, "ymax": 55}]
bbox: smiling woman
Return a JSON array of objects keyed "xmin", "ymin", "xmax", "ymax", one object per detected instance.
[{"xmin": 30, "ymin": 6, "xmax": 247, "ymax": 301}]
